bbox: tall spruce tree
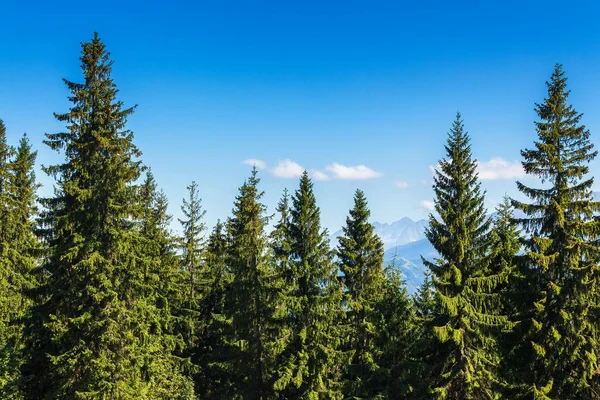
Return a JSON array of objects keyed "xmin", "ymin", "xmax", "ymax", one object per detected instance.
[
  {"xmin": 273, "ymin": 171, "xmax": 346, "ymax": 399},
  {"xmin": 22, "ymin": 33, "xmax": 190, "ymax": 399},
  {"xmin": 0, "ymin": 128, "xmax": 41, "ymax": 399},
  {"xmin": 337, "ymin": 189, "xmax": 386, "ymax": 398},
  {"xmin": 424, "ymin": 113, "xmax": 507, "ymax": 399},
  {"xmin": 510, "ymin": 64, "xmax": 600, "ymax": 399},
  {"xmin": 225, "ymin": 168, "xmax": 283, "ymax": 399}
]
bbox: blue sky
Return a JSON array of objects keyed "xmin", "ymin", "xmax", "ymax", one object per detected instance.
[{"xmin": 1, "ymin": 0, "xmax": 600, "ymax": 234}]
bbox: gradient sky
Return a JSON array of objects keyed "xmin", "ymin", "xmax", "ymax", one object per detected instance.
[{"xmin": 1, "ymin": 0, "xmax": 600, "ymax": 234}]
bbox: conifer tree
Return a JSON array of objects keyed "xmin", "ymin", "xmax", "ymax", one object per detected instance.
[
  {"xmin": 224, "ymin": 167, "xmax": 284, "ymax": 399},
  {"xmin": 374, "ymin": 268, "xmax": 417, "ymax": 399},
  {"xmin": 136, "ymin": 171, "xmax": 194, "ymax": 398},
  {"xmin": 22, "ymin": 33, "xmax": 190, "ymax": 399},
  {"xmin": 178, "ymin": 181, "xmax": 206, "ymax": 305},
  {"xmin": 270, "ymin": 188, "xmax": 292, "ymax": 282},
  {"xmin": 176, "ymin": 180, "xmax": 207, "ymax": 372},
  {"xmin": 486, "ymin": 197, "xmax": 520, "ymax": 312},
  {"xmin": 410, "ymin": 271, "xmax": 438, "ymax": 397},
  {"xmin": 337, "ymin": 189, "xmax": 386, "ymax": 398},
  {"xmin": 273, "ymin": 171, "xmax": 346, "ymax": 399},
  {"xmin": 510, "ymin": 64, "xmax": 600, "ymax": 399},
  {"xmin": 0, "ymin": 129, "xmax": 40, "ymax": 399},
  {"xmin": 424, "ymin": 113, "xmax": 507, "ymax": 399},
  {"xmin": 194, "ymin": 220, "xmax": 235, "ymax": 398},
  {"xmin": 0, "ymin": 119, "xmax": 17, "ymax": 398}
]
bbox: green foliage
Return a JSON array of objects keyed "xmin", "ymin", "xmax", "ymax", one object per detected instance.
[
  {"xmin": 224, "ymin": 167, "xmax": 286, "ymax": 399},
  {"xmin": 3, "ymin": 32, "xmax": 600, "ymax": 400},
  {"xmin": 374, "ymin": 268, "xmax": 419, "ymax": 399},
  {"xmin": 21, "ymin": 33, "xmax": 192, "ymax": 399},
  {"xmin": 273, "ymin": 172, "xmax": 347, "ymax": 399},
  {"xmin": 424, "ymin": 113, "xmax": 508, "ymax": 399},
  {"xmin": 337, "ymin": 189, "xmax": 386, "ymax": 398},
  {"xmin": 0, "ymin": 126, "xmax": 40, "ymax": 399},
  {"xmin": 193, "ymin": 220, "xmax": 236, "ymax": 398},
  {"xmin": 510, "ymin": 64, "xmax": 600, "ymax": 399}
]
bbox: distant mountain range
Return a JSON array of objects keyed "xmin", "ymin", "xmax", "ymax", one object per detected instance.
[
  {"xmin": 330, "ymin": 192, "xmax": 600, "ymax": 295},
  {"xmin": 330, "ymin": 217, "xmax": 428, "ymax": 251},
  {"xmin": 330, "ymin": 217, "xmax": 430, "ymax": 294}
]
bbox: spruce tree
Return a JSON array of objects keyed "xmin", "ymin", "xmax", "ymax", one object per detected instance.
[
  {"xmin": 22, "ymin": 33, "xmax": 189, "ymax": 399},
  {"xmin": 0, "ymin": 129, "xmax": 40, "ymax": 399},
  {"xmin": 337, "ymin": 189, "xmax": 386, "ymax": 398},
  {"xmin": 486, "ymin": 197, "xmax": 520, "ymax": 313},
  {"xmin": 137, "ymin": 171, "xmax": 194, "ymax": 398},
  {"xmin": 176, "ymin": 180, "xmax": 207, "ymax": 375},
  {"xmin": 483, "ymin": 197, "xmax": 521, "ymax": 396},
  {"xmin": 225, "ymin": 167, "xmax": 284, "ymax": 399},
  {"xmin": 424, "ymin": 113, "xmax": 507, "ymax": 399},
  {"xmin": 410, "ymin": 271, "xmax": 438, "ymax": 397},
  {"xmin": 194, "ymin": 221, "xmax": 235, "ymax": 398},
  {"xmin": 273, "ymin": 171, "xmax": 346, "ymax": 399},
  {"xmin": 510, "ymin": 64, "xmax": 600, "ymax": 399},
  {"xmin": 374, "ymin": 268, "xmax": 417, "ymax": 399},
  {"xmin": 178, "ymin": 181, "xmax": 206, "ymax": 306}
]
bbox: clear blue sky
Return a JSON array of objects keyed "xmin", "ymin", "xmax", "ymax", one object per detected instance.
[{"xmin": 1, "ymin": 0, "xmax": 600, "ymax": 234}]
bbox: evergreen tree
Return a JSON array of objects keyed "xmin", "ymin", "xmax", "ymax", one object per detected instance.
[
  {"xmin": 374, "ymin": 268, "xmax": 417, "ymax": 399},
  {"xmin": 137, "ymin": 171, "xmax": 194, "ymax": 398},
  {"xmin": 273, "ymin": 171, "xmax": 346, "ymax": 399},
  {"xmin": 486, "ymin": 197, "xmax": 520, "ymax": 313},
  {"xmin": 176, "ymin": 180, "xmax": 207, "ymax": 377},
  {"xmin": 424, "ymin": 113, "xmax": 507, "ymax": 399},
  {"xmin": 270, "ymin": 188, "xmax": 292, "ymax": 284},
  {"xmin": 337, "ymin": 189, "xmax": 386, "ymax": 398},
  {"xmin": 225, "ymin": 167, "xmax": 284, "ymax": 399},
  {"xmin": 22, "ymin": 33, "xmax": 190, "ymax": 399},
  {"xmin": 510, "ymin": 64, "xmax": 600, "ymax": 399},
  {"xmin": 194, "ymin": 220, "xmax": 235, "ymax": 398},
  {"xmin": 178, "ymin": 181, "xmax": 206, "ymax": 306},
  {"xmin": 0, "ymin": 129, "xmax": 40, "ymax": 398},
  {"xmin": 410, "ymin": 271, "xmax": 438, "ymax": 398}
]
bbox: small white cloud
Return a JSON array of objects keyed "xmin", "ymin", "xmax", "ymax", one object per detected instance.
[
  {"xmin": 420, "ymin": 200, "xmax": 435, "ymax": 211},
  {"xmin": 311, "ymin": 170, "xmax": 330, "ymax": 181},
  {"xmin": 477, "ymin": 158, "xmax": 525, "ymax": 180},
  {"xmin": 270, "ymin": 159, "xmax": 305, "ymax": 179},
  {"xmin": 325, "ymin": 163, "xmax": 383, "ymax": 180},
  {"xmin": 242, "ymin": 158, "xmax": 266, "ymax": 169},
  {"xmin": 395, "ymin": 180, "xmax": 409, "ymax": 189},
  {"xmin": 429, "ymin": 158, "xmax": 525, "ymax": 181}
]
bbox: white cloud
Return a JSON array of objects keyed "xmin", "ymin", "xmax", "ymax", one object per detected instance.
[
  {"xmin": 311, "ymin": 170, "xmax": 330, "ymax": 181},
  {"xmin": 477, "ymin": 158, "xmax": 525, "ymax": 180},
  {"xmin": 429, "ymin": 158, "xmax": 525, "ymax": 181},
  {"xmin": 395, "ymin": 180, "xmax": 409, "ymax": 189},
  {"xmin": 270, "ymin": 159, "xmax": 305, "ymax": 179},
  {"xmin": 242, "ymin": 158, "xmax": 266, "ymax": 169},
  {"xmin": 325, "ymin": 163, "xmax": 383, "ymax": 180},
  {"xmin": 420, "ymin": 200, "xmax": 435, "ymax": 211}
]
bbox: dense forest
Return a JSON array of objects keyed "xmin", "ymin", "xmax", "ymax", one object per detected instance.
[{"xmin": 1, "ymin": 32, "xmax": 600, "ymax": 400}]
